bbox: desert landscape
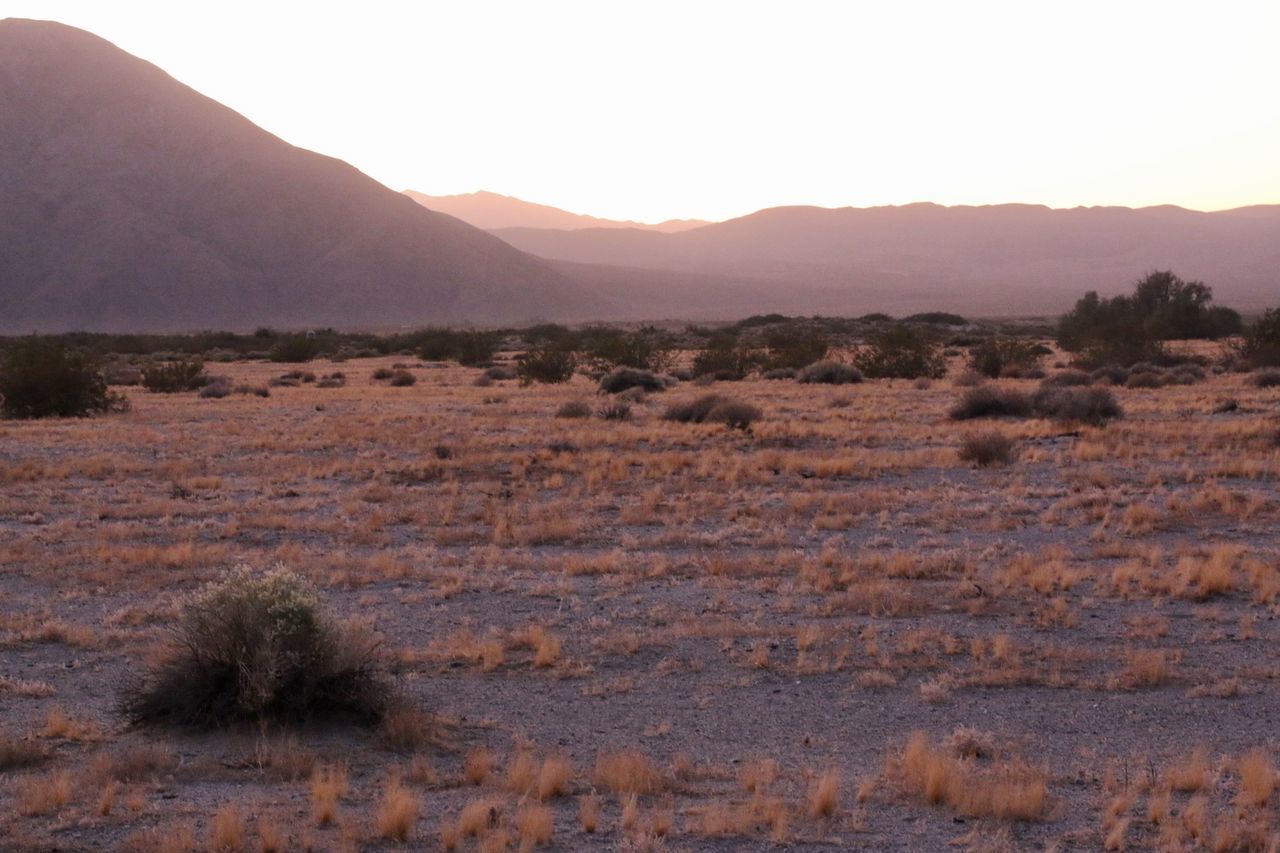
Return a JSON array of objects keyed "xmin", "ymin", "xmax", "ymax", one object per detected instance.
[{"xmin": 2, "ymin": 5, "xmax": 1279, "ymax": 852}]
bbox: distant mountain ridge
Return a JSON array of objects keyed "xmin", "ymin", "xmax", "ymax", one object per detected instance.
[
  {"xmin": 405, "ymin": 190, "xmax": 709, "ymax": 233},
  {"xmin": 490, "ymin": 201, "xmax": 1280, "ymax": 313},
  {"xmin": 0, "ymin": 18, "xmax": 604, "ymax": 332}
]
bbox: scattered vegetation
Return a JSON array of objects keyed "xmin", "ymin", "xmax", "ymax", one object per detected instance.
[
  {"xmin": 142, "ymin": 360, "xmax": 207, "ymax": 393},
  {"xmin": 958, "ymin": 431, "xmax": 1017, "ymax": 466},
  {"xmin": 796, "ymin": 360, "xmax": 862, "ymax": 385},
  {"xmin": 854, "ymin": 324, "xmax": 947, "ymax": 379},
  {"xmin": 663, "ymin": 393, "xmax": 761, "ymax": 428},
  {"xmin": 518, "ymin": 342, "xmax": 577, "ymax": 385},
  {"xmin": 0, "ymin": 338, "xmax": 117, "ymax": 418}
]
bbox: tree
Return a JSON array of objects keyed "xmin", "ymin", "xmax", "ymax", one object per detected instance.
[{"xmin": 0, "ymin": 339, "xmax": 116, "ymax": 418}]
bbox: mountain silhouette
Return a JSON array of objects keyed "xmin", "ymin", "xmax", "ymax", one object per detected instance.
[
  {"xmin": 0, "ymin": 19, "xmax": 602, "ymax": 332},
  {"xmin": 405, "ymin": 190, "xmax": 708, "ymax": 233}
]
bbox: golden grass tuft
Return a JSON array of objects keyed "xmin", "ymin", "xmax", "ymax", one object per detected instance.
[
  {"xmin": 516, "ymin": 804, "xmax": 554, "ymax": 848},
  {"xmin": 209, "ymin": 805, "xmax": 246, "ymax": 853},
  {"xmin": 809, "ymin": 769, "xmax": 841, "ymax": 817},
  {"xmin": 375, "ymin": 777, "xmax": 419, "ymax": 842},
  {"xmin": 309, "ymin": 764, "xmax": 348, "ymax": 825},
  {"xmin": 578, "ymin": 794, "xmax": 601, "ymax": 833},
  {"xmin": 593, "ymin": 750, "xmax": 662, "ymax": 794},
  {"xmin": 891, "ymin": 731, "xmax": 1048, "ymax": 821},
  {"xmin": 1237, "ymin": 748, "xmax": 1275, "ymax": 808},
  {"xmin": 537, "ymin": 755, "xmax": 573, "ymax": 799},
  {"xmin": 465, "ymin": 747, "xmax": 495, "ymax": 785}
]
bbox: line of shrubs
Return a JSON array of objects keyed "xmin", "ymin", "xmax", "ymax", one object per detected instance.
[{"xmin": 950, "ymin": 384, "xmax": 1122, "ymax": 426}]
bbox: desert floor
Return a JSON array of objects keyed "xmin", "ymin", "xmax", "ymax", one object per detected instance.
[{"xmin": 2, "ymin": 353, "xmax": 1279, "ymax": 851}]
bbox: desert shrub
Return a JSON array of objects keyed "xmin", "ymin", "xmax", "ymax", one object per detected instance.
[
  {"xmin": 663, "ymin": 394, "xmax": 760, "ymax": 429},
  {"xmin": 316, "ymin": 373, "xmax": 346, "ymax": 388},
  {"xmin": 371, "ymin": 367, "xmax": 394, "ymax": 380},
  {"xmin": 581, "ymin": 327, "xmax": 675, "ymax": 373},
  {"xmin": 518, "ymin": 344, "xmax": 577, "ymax": 385},
  {"xmin": 691, "ymin": 333, "xmax": 761, "ymax": 380},
  {"xmin": 1057, "ymin": 271, "xmax": 1241, "ymax": 367},
  {"xmin": 0, "ymin": 340, "xmax": 117, "ymax": 419},
  {"xmin": 968, "ymin": 337, "xmax": 1043, "ymax": 379},
  {"xmin": 1126, "ymin": 371, "xmax": 1165, "ymax": 389},
  {"xmin": 599, "ymin": 368, "xmax": 670, "ymax": 394},
  {"xmin": 555, "ymin": 400, "xmax": 592, "ymax": 419},
  {"xmin": 854, "ymin": 324, "xmax": 947, "ymax": 379},
  {"xmin": 1043, "ymin": 369, "xmax": 1091, "ymax": 386},
  {"xmin": 762, "ymin": 368, "xmax": 796, "ymax": 380},
  {"xmin": 797, "ymin": 360, "xmax": 862, "ymax": 385},
  {"xmin": 198, "ymin": 380, "xmax": 232, "ymax": 399},
  {"xmin": 764, "ymin": 326, "xmax": 829, "ymax": 370},
  {"xmin": 704, "ymin": 400, "xmax": 762, "ymax": 430},
  {"xmin": 122, "ymin": 566, "xmax": 389, "ymax": 727},
  {"xmin": 235, "ymin": 385, "xmax": 270, "ymax": 398},
  {"xmin": 1239, "ymin": 309, "xmax": 1280, "ymax": 368},
  {"xmin": 142, "ymin": 360, "xmax": 207, "ymax": 393},
  {"xmin": 597, "ymin": 402, "xmax": 632, "ymax": 421},
  {"xmin": 484, "ymin": 365, "xmax": 519, "ymax": 381},
  {"xmin": 949, "ymin": 387, "xmax": 1033, "ymax": 420},
  {"xmin": 958, "ymin": 431, "xmax": 1017, "ymax": 467},
  {"xmin": 1031, "ymin": 386, "xmax": 1122, "ymax": 425},
  {"xmin": 103, "ymin": 364, "xmax": 143, "ymax": 386},
  {"xmin": 617, "ymin": 386, "xmax": 648, "ymax": 404},
  {"xmin": 388, "ymin": 370, "xmax": 417, "ymax": 387},
  {"xmin": 1250, "ymin": 369, "xmax": 1280, "ymax": 388},
  {"xmin": 269, "ymin": 335, "xmax": 321, "ymax": 363},
  {"xmin": 952, "ymin": 370, "xmax": 985, "ymax": 387},
  {"xmin": 1090, "ymin": 365, "xmax": 1130, "ymax": 385},
  {"xmin": 904, "ymin": 312, "xmax": 967, "ymax": 326},
  {"xmin": 417, "ymin": 329, "xmax": 500, "ymax": 367}
]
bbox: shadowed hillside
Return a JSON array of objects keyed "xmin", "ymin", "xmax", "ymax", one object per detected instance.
[
  {"xmin": 404, "ymin": 190, "xmax": 708, "ymax": 233},
  {"xmin": 0, "ymin": 19, "xmax": 602, "ymax": 332}
]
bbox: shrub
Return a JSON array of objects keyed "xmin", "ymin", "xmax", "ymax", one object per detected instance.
[
  {"xmin": 1238, "ymin": 308, "xmax": 1280, "ymax": 368},
  {"xmin": 597, "ymin": 402, "xmax": 632, "ymax": 421},
  {"xmin": 599, "ymin": 368, "xmax": 667, "ymax": 394},
  {"xmin": 581, "ymin": 327, "xmax": 674, "ymax": 373},
  {"xmin": 555, "ymin": 400, "xmax": 592, "ymax": 419},
  {"xmin": 952, "ymin": 370, "xmax": 986, "ymax": 388},
  {"xmin": 0, "ymin": 340, "xmax": 116, "ymax": 419},
  {"xmin": 764, "ymin": 326, "xmax": 829, "ymax": 370},
  {"xmin": 198, "ymin": 380, "xmax": 232, "ymax": 399},
  {"xmin": 1126, "ymin": 371, "xmax": 1165, "ymax": 389},
  {"xmin": 141, "ymin": 360, "xmax": 207, "ymax": 393},
  {"xmin": 417, "ymin": 329, "xmax": 501, "ymax": 367},
  {"xmin": 949, "ymin": 387, "xmax": 1033, "ymax": 420},
  {"xmin": 1090, "ymin": 365, "xmax": 1130, "ymax": 386},
  {"xmin": 388, "ymin": 370, "xmax": 417, "ymax": 387},
  {"xmin": 270, "ymin": 335, "xmax": 321, "ymax": 363},
  {"xmin": 705, "ymin": 400, "xmax": 762, "ymax": 430},
  {"xmin": 1031, "ymin": 387, "xmax": 1122, "ymax": 426},
  {"xmin": 691, "ymin": 333, "xmax": 761, "ymax": 380},
  {"xmin": 903, "ymin": 312, "xmax": 967, "ymax": 326},
  {"xmin": 1251, "ymin": 369, "xmax": 1280, "ymax": 388},
  {"xmin": 958, "ymin": 432, "xmax": 1017, "ymax": 467},
  {"xmin": 1043, "ymin": 369, "xmax": 1091, "ymax": 387},
  {"xmin": 663, "ymin": 394, "xmax": 760, "ymax": 429},
  {"xmin": 854, "ymin": 324, "xmax": 947, "ymax": 379},
  {"xmin": 518, "ymin": 344, "xmax": 577, "ymax": 385},
  {"xmin": 484, "ymin": 365, "xmax": 519, "ymax": 381},
  {"xmin": 796, "ymin": 360, "xmax": 862, "ymax": 385},
  {"xmin": 122, "ymin": 566, "xmax": 389, "ymax": 727},
  {"xmin": 762, "ymin": 368, "xmax": 796, "ymax": 380},
  {"xmin": 968, "ymin": 337, "xmax": 1043, "ymax": 379},
  {"xmin": 372, "ymin": 367, "xmax": 394, "ymax": 380}
]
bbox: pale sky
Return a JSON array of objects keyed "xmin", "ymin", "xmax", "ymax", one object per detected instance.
[{"xmin": 6, "ymin": 0, "xmax": 1280, "ymax": 222}]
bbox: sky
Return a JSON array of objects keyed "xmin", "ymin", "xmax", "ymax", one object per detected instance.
[{"xmin": 5, "ymin": 0, "xmax": 1280, "ymax": 223}]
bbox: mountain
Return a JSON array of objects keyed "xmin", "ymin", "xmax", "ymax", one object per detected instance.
[
  {"xmin": 493, "ymin": 203, "xmax": 1280, "ymax": 314},
  {"xmin": 0, "ymin": 19, "xmax": 604, "ymax": 332},
  {"xmin": 404, "ymin": 190, "xmax": 708, "ymax": 233}
]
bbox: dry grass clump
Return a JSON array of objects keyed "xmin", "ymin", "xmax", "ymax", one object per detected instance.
[
  {"xmin": 464, "ymin": 747, "xmax": 494, "ymax": 785},
  {"xmin": 516, "ymin": 804, "xmax": 554, "ymax": 848},
  {"xmin": 18, "ymin": 770, "xmax": 74, "ymax": 816},
  {"xmin": 537, "ymin": 755, "xmax": 573, "ymax": 799},
  {"xmin": 1236, "ymin": 749, "xmax": 1275, "ymax": 808},
  {"xmin": 122, "ymin": 566, "xmax": 389, "ymax": 727},
  {"xmin": 809, "ymin": 769, "xmax": 841, "ymax": 817},
  {"xmin": 593, "ymin": 750, "xmax": 663, "ymax": 794},
  {"xmin": 209, "ymin": 805, "xmax": 245, "ymax": 852},
  {"xmin": 310, "ymin": 764, "xmax": 348, "ymax": 825},
  {"xmin": 888, "ymin": 731, "xmax": 1048, "ymax": 821},
  {"xmin": 599, "ymin": 368, "xmax": 668, "ymax": 394},
  {"xmin": 379, "ymin": 705, "xmax": 438, "ymax": 752},
  {"xmin": 1031, "ymin": 386, "xmax": 1122, "ymax": 425},
  {"xmin": 958, "ymin": 431, "xmax": 1017, "ymax": 467},
  {"xmin": 1043, "ymin": 369, "xmax": 1091, "ymax": 386},
  {"xmin": 375, "ymin": 777, "xmax": 419, "ymax": 841},
  {"xmin": 554, "ymin": 400, "xmax": 592, "ymax": 419},
  {"xmin": 1248, "ymin": 369, "xmax": 1280, "ymax": 388},
  {"xmin": 0, "ymin": 730, "xmax": 50, "ymax": 770}
]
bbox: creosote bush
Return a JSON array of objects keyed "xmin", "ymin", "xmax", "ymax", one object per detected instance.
[
  {"xmin": 796, "ymin": 360, "xmax": 862, "ymax": 385},
  {"xmin": 123, "ymin": 566, "xmax": 389, "ymax": 727},
  {"xmin": 555, "ymin": 400, "xmax": 592, "ymax": 419},
  {"xmin": 599, "ymin": 368, "xmax": 668, "ymax": 394},
  {"xmin": 1032, "ymin": 386, "xmax": 1121, "ymax": 425},
  {"xmin": 968, "ymin": 337, "xmax": 1043, "ymax": 379},
  {"xmin": 0, "ymin": 339, "xmax": 118, "ymax": 418},
  {"xmin": 949, "ymin": 387, "xmax": 1033, "ymax": 420},
  {"xmin": 517, "ymin": 344, "xmax": 577, "ymax": 385},
  {"xmin": 854, "ymin": 324, "xmax": 947, "ymax": 379},
  {"xmin": 142, "ymin": 360, "xmax": 207, "ymax": 393},
  {"xmin": 663, "ymin": 393, "xmax": 761, "ymax": 429}
]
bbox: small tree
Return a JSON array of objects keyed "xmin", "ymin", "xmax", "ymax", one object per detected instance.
[
  {"xmin": 0, "ymin": 339, "xmax": 116, "ymax": 419},
  {"xmin": 764, "ymin": 325, "xmax": 829, "ymax": 371},
  {"xmin": 968, "ymin": 337, "xmax": 1043, "ymax": 378},
  {"xmin": 517, "ymin": 343, "xmax": 577, "ymax": 385},
  {"xmin": 691, "ymin": 333, "xmax": 761, "ymax": 380},
  {"xmin": 1239, "ymin": 308, "xmax": 1280, "ymax": 368},
  {"xmin": 854, "ymin": 324, "xmax": 947, "ymax": 379}
]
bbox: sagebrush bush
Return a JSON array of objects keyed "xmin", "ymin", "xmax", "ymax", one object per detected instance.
[
  {"xmin": 142, "ymin": 360, "xmax": 207, "ymax": 393},
  {"xmin": 691, "ymin": 334, "xmax": 760, "ymax": 380},
  {"xmin": 968, "ymin": 337, "xmax": 1043, "ymax": 379},
  {"xmin": 599, "ymin": 368, "xmax": 667, "ymax": 394},
  {"xmin": 555, "ymin": 400, "xmax": 592, "ymax": 419},
  {"xmin": 1250, "ymin": 369, "xmax": 1280, "ymax": 388},
  {"xmin": 796, "ymin": 360, "xmax": 862, "ymax": 385},
  {"xmin": 958, "ymin": 431, "xmax": 1017, "ymax": 467},
  {"xmin": 388, "ymin": 370, "xmax": 417, "ymax": 387},
  {"xmin": 1043, "ymin": 369, "xmax": 1091, "ymax": 387},
  {"xmin": 518, "ymin": 344, "xmax": 577, "ymax": 385},
  {"xmin": 122, "ymin": 566, "xmax": 389, "ymax": 727},
  {"xmin": 1031, "ymin": 387, "xmax": 1121, "ymax": 425},
  {"xmin": 663, "ymin": 394, "xmax": 761, "ymax": 429},
  {"xmin": 597, "ymin": 402, "xmax": 632, "ymax": 421},
  {"xmin": 949, "ymin": 387, "xmax": 1033, "ymax": 420},
  {"xmin": 0, "ymin": 339, "xmax": 118, "ymax": 419},
  {"xmin": 269, "ymin": 335, "xmax": 321, "ymax": 363},
  {"xmin": 854, "ymin": 324, "xmax": 947, "ymax": 379}
]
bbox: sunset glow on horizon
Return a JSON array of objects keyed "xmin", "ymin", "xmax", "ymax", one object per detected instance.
[{"xmin": 7, "ymin": 0, "xmax": 1279, "ymax": 223}]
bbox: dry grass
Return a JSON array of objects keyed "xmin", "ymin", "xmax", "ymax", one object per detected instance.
[
  {"xmin": 890, "ymin": 731, "xmax": 1048, "ymax": 821},
  {"xmin": 310, "ymin": 764, "xmax": 348, "ymax": 825},
  {"xmin": 375, "ymin": 777, "xmax": 419, "ymax": 842},
  {"xmin": 593, "ymin": 750, "xmax": 663, "ymax": 795}
]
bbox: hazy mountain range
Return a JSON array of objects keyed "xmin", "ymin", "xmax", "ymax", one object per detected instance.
[
  {"xmin": 404, "ymin": 191, "xmax": 708, "ymax": 233},
  {"xmin": 1, "ymin": 17, "xmax": 1276, "ymax": 333}
]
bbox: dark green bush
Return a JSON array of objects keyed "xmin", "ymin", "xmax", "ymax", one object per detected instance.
[
  {"xmin": 581, "ymin": 327, "xmax": 674, "ymax": 373},
  {"xmin": 517, "ymin": 344, "xmax": 577, "ymax": 385},
  {"xmin": 599, "ymin": 368, "xmax": 667, "ymax": 394},
  {"xmin": 949, "ymin": 387, "xmax": 1034, "ymax": 420},
  {"xmin": 142, "ymin": 360, "xmax": 207, "ymax": 393},
  {"xmin": 854, "ymin": 324, "xmax": 947, "ymax": 379},
  {"xmin": 764, "ymin": 326, "xmax": 829, "ymax": 370},
  {"xmin": 0, "ymin": 339, "xmax": 117, "ymax": 418},
  {"xmin": 796, "ymin": 360, "xmax": 862, "ymax": 385},
  {"xmin": 269, "ymin": 335, "xmax": 321, "ymax": 363},
  {"xmin": 122, "ymin": 567, "xmax": 390, "ymax": 727},
  {"xmin": 968, "ymin": 337, "xmax": 1044, "ymax": 379},
  {"xmin": 691, "ymin": 333, "xmax": 761, "ymax": 381}
]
